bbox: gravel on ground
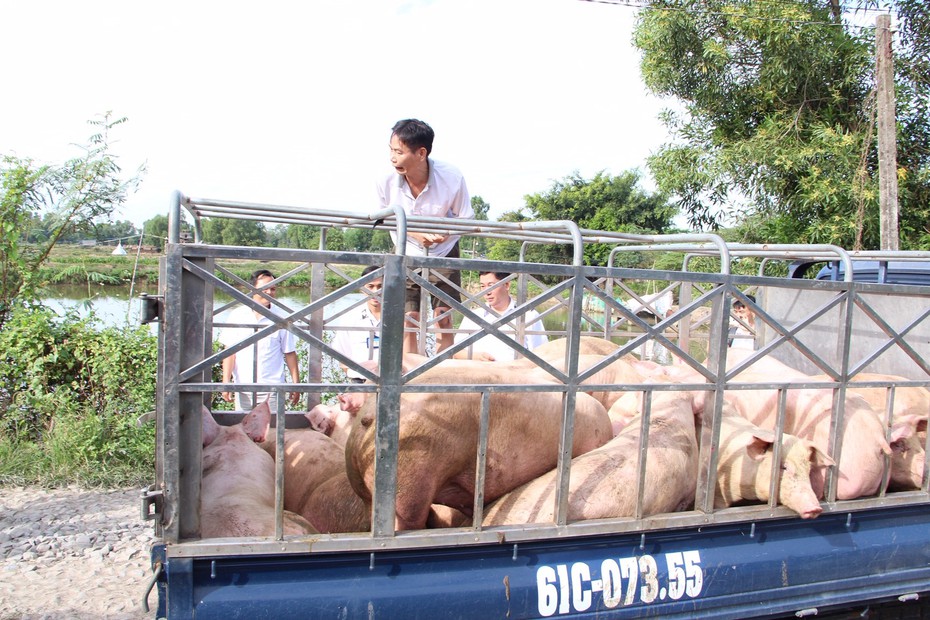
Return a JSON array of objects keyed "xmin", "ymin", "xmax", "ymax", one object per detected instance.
[{"xmin": 0, "ymin": 486, "xmax": 157, "ymax": 620}]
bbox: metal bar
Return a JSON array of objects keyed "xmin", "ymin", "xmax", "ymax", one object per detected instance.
[
  {"xmin": 634, "ymin": 391, "xmax": 654, "ymax": 519},
  {"xmin": 552, "ymin": 267, "xmax": 586, "ymax": 525},
  {"xmin": 472, "ymin": 391, "xmax": 492, "ymax": 529},
  {"xmin": 274, "ymin": 394, "xmax": 286, "ymax": 540},
  {"xmin": 370, "ymin": 255, "xmax": 406, "ymax": 537}
]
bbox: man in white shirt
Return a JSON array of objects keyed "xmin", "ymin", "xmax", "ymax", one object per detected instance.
[
  {"xmin": 220, "ymin": 270, "xmax": 300, "ymax": 411},
  {"xmin": 376, "ymin": 118, "xmax": 474, "ymax": 355},
  {"xmin": 331, "ymin": 265, "xmax": 382, "ymax": 382},
  {"xmin": 454, "ymin": 271, "xmax": 548, "ymax": 361}
]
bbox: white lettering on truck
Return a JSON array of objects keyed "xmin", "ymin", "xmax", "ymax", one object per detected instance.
[{"xmin": 536, "ymin": 550, "xmax": 704, "ymax": 616}]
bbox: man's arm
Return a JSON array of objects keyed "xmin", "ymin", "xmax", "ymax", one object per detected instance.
[
  {"xmin": 284, "ymin": 351, "xmax": 300, "ymax": 405},
  {"xmin": 525, "ymin": 310, "xmax": 549, "ymax": 350},
  {"xmin": 221, "ymin": 355, "xmax": 236, "ymax": 402}
]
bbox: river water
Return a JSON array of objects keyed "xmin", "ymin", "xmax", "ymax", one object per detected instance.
[
  {"xmin": 40, "ymin": 284, "xmax": 358, "ymax": 329},
  {"xmin": 40, "ymin": 285, "xmax": 573, "ymax": 333}
]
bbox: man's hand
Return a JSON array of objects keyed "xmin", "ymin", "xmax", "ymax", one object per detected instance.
[
  {"xmin": 410, "ymin": 232, "xmax": 447, "ymax": 248},
  {"xmin": 222, "ymin": 391, "xmax": 234, "ymax": 403},
  {"xmin": 288, "ymin": 391, "xmax": 301, "ymax": 406}
]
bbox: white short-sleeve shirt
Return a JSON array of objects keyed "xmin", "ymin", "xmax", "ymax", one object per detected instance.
[
  {"xmin": 330, "ymin": 303, "xmax": 381, "ymax": 379},
  {"xmin": 219, "ymin": 304, "xmax": 296, "ymax": 384},
  {"xmin": 454, "ymin": 298, "xmax": 548, "ymax": 361},
  {"xmin": 377, "ymin": 158, "xmax": 473, "ymax": 257}
]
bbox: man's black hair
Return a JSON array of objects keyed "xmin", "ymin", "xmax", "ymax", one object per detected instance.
[
  {"xmin": 391, "ymin": 119, "xmax": 434, "ymax": 156},
  {"xmin": 733, "ymin": 294, "xmax": 756, "ymax": 310},
  {"xmin": 249, "ymin": 269, "xmax": 275, "ymax": 286}
]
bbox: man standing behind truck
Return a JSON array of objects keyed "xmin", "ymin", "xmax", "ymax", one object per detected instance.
[
  {"xmin": 377, "ymin": 118, "xmax": 473, "ymax": 354},
  {"xmin": 454, "ymin": 271, "xmax": 548, "ymax": 361},
  {"xmin": 220, "ymin": 269, "xmax": 300, "ymax": 411},
  {"xmin": 331, "ymin": 264, "xmax": 383, "ymax": 381}
]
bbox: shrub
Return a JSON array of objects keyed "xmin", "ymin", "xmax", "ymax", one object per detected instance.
[{"xmin": 0, "ymin": 305, "xmax": 157, "ymax": 486}]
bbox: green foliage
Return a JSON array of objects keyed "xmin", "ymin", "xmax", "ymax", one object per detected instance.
[
  {"xmin": 141, "ymin": 214, "xmax": 170, "ymax": 251},
  {"xmin": 0, "ymin": 159, "xmax": 45, "ymax": 322},
  {"xmin": 0, "ymin": 306, "xmax": 157, "ymax": 486},
  {"xmin": 471, "ymin": 196, "xmax": 490, "ymax": 221},
  {"xmin": 515, "ymin": 170, "xmax": 676, "ymax": 267},
  {"xmin": 202, "ymin": 217, "xmax": 267, "ymax": 246},
  {"xmin": 92, "ymin": 219, "xmax": 138, "ymax": 244},
  {"xmin": 634, "ymin": 0, "xmax": 930, "ymax": 249},
  {"xmin": 0, "ymin": 113, "xmax": 145, "ymax": 327}
]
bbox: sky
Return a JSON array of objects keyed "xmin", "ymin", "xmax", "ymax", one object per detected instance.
[{"xmin": 1, "ymin": 0, "xmax": 674, "ymax": 231}]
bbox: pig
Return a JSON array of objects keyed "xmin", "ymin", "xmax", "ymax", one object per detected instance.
[
  {"xmin": 482, "ymin": 391, "xmax": 698, "ymax": 525},
  {"xmin": 200, "ymin": 402, "xmax": 316, "ymax": 538},
  {"xmin": 528, "ymin": 335, "xmax": 621, "ymax": 360},
  {"xmin": 723, "ymin": 367, "xmax": 896, "ymax": 501},
  {"xmin": 814, "ymin": 373, "xmax": 928, "ymax": 491},
  {"xmin": 303, "ymin": 472, "xmax": 372, "ymax": 533},
  {"xmin": 345, "ymin": 365, "xmax": 613, "ymax": 531},
  {"xmin": 607, "ymin": 391, "xmax": 644, "ymax": 436},
  {"xmin": 307, "ymin": 402, "xmax": 356, "ymax": 447},
  {"xmin": 259, "ymin": 424, "xmax": 367, "ymax": 533},
  {"xmin": 714, "ymin": 406, "xmax": 832, "ymax": 519},
  {"xmin": 606, "ymin": 359, "xmax": 710, "ymax": 436}
]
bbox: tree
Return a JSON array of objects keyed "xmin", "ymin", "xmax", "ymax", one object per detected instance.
[
  {"xmin": 201, "ymin": 218, "xmax": 267, "ymax": 246},
  {"xmin": 93, "ymin": 219, "xmax": 138, "ymax": 244},
  {"xmin": 480, "ymin": 171, "xmax": 674, "ymax": 267},
  {"xmin": 484, "ymin": 209, "xmax": 530, "ymax": 263},
  {"xmin": 471, "ymin": 196, "xmax": 490, "ymax": 221},
  {"xmin": 141, "ymin": 214, "xmax": 170, "ymax": 251},
  {"xmin": 0, "ymin": 113, "xmax": 144, "ymax": 326},
  {"xmin": 889, "ymin": 0, "xmax": 930, "ymax": 248},
  {"xmin": 465, "ymin": 195, "xmax": 492, "ymax": 257},
  {"xmin": 633, "ymin": 0, "xmax": 930, "ymax": 249},
  {"xmin": 523, "ymin": 170, "xmax": 676, "ymax": 266}
]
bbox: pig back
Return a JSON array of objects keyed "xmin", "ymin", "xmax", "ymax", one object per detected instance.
[
  {"xmin": 484, "ymin": 392, "xmax": 697, "ymax": 525},
  {"xmin": 344, "ymin": 367, "xmax": 611, "ymax": 530}
]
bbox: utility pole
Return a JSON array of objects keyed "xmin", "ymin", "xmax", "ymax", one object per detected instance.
[{"xmin": 876, "ymin": 13, "xmax": 899, "ymax": 251}]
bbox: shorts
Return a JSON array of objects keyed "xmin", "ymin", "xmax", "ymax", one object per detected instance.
[{"xmin": 405, "ymin": 242, "xmax": 463, "ymax": 313}]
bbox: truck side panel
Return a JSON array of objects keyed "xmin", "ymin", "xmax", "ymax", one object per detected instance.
[{"xmin": 156, "ymin": 506, "xmax": 930, "ymax": 619}]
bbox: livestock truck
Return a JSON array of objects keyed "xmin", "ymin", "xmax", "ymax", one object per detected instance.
[{"xmin": 143, "ymin": 192, "xmax": 930, "ymax": 619}]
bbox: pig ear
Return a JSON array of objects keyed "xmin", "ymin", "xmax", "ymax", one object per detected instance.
[
  {"xmin": 809, "ymin": 444, "xmax": 836, "ymax": 468},
  {"xmin": 746, "ymin": 430, "xmax": 775, "ymax": 460},
  {"xmin": 241, "ymin": 401, "xmax": 272, "ymax": 443},
  {"xmin": 202, "ymin": 406, "xmax": 221, "ymax": 447},
  {"xmin": 890, "ymin": 416, "xmax": 920, "ymax": 442}
]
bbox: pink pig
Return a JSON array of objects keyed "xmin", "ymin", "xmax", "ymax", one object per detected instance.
[
  {"xmin": 715, "ymin": 406, "xmax": 833, "ymax": 518},
  {"xmin": 200, "ymin": 402, "xmax": 315, "ymax": 538},
  {"xmin": 725, "ymin": 366, "xmax": 896, "ymax": 500},
  {"xmin": 345, "ymin": 364, "xmax": 612, "ymax": 531},
  {"xmin": 483, "ymin": 391, "xmax": 698, "ymax": 525}
]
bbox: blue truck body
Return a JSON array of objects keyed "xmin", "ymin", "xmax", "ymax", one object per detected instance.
[
  {"xmin": 152, "ymin": 504, "xmax": 930, "ymax": 619},
  {"xmin": 145, "ymin": 193, "xmax": 930, "ymax": 619}
]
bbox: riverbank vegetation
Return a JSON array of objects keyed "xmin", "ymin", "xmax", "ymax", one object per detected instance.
[{"xmin": 0, "ymin": 306, "xmax": 157, "ymax": 486}]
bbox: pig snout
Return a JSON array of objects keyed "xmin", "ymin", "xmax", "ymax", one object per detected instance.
[{"xmin": 306, "ymin": 405, "xmax": 337, "ymax": 435}]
